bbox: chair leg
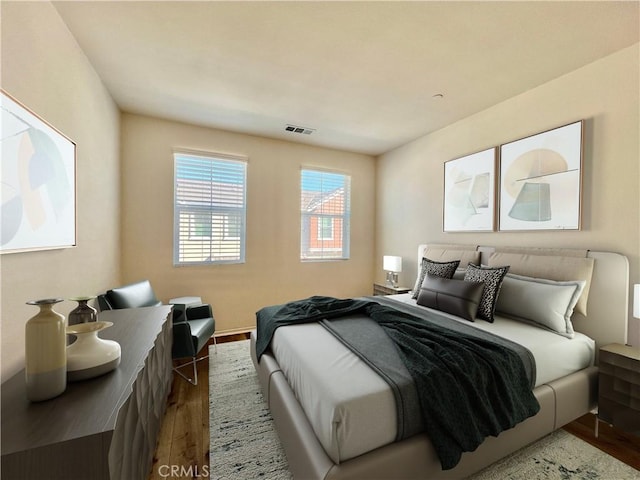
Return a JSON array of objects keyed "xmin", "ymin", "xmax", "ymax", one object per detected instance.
[
  {"xmin": 213, "ymin": 334, "xmax": 217, "ymax": 354},
  {"xmin": 173, "ymin": 355, "xmax": 209, "ymax": 385},
  {"xmin": 173, "ymin": 357, "xmax": 198, "ymax": 385}
]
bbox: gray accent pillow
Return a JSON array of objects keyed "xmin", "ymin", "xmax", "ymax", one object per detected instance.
[
  {"xmin": 463, "ymin": 264, "xmax": 510, "ymax": 322},
  {"xmin": 452, "ymin": 269, "xmax": 466, "ymax": 280},
  {"xmin": 496, "ymin": 273, "xmax": 586, "ymax": 338},
  {"xmin": 417, "ymin": 275, "xmax": 485, "ymax": 322},
  {"xmin": 412, "ymin": 258, "xmax": 460, "ymax": 299},
  {"xmin": 488, "ymin": 252, "xmax": 594, "ymax": 316}
]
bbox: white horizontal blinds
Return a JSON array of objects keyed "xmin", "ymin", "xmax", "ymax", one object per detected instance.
[
  {"xmin": 174, "ymin": 153, "xmax": 246, "ymax": 265},
  {"xmin": 300, "ymin": 169, "xmax": 351, "ymax": 261}
]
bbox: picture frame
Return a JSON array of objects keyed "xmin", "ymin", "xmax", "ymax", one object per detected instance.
[
  {"xmin": 1, "ymin": 90, "xmax": 77, "ymax": 253},
  {"xmin": 498, "ymin": 120, "xmax": 583, "ymax": 231},
  {"xmin": 443, "ymin": 147, "xmax": 496, "ymax": 232}
]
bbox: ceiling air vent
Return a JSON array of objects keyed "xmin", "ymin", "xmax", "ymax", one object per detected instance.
[{"xmin": 285, "ymin": 124, "xmax": 315, "ymax": 135}]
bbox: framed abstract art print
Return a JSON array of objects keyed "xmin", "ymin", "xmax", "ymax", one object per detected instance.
[
  {"xmin": 443, "ymin": 147, "xmax": 496, "ymax": 232},
  {"xmin": 1, "ymin": 90, "xmax": 77, "ymax": 253},
  {"xmin": 498, "ymin": 120, "xmax": 583, "ymax": 231}
]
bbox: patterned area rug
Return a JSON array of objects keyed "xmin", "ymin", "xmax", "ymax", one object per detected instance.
[
  {"xmin": 210, "ymin": 340, "xmax": 638, "ymax": 480},
  {"xmin": 468, "ymin": 428, "xmax": 639, "ymax": 479},
  {"xmin": 209, "ymin": 340, "xmax": 292, "ymax": 480}
]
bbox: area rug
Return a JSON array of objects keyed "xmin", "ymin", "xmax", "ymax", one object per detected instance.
[
  {"xmin": 468, "ymin": 428, "xmax": 639, "ymax": 479},
  {"xmin": 209, "ymin": 340, "xmax": 292, "ymax": 480},
  {"xmin": 210, "ymin": 340, "xmax": 639, "ymax": 480}
]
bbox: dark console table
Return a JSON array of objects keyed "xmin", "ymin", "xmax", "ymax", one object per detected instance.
[{"xmin": 1, "ymin": 306, "xmax": 173, "ymax": 480}]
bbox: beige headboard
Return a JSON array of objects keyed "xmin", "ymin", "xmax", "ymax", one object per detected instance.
[{"xmin": 417, "ymin": 244, "xmax": 629, "ymax": 349}]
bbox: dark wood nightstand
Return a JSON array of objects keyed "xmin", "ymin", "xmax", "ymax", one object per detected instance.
[
  {"xmin": 373, "ymin": 283, "xmax": 412, "ymax": 296},
  {"xmin": 597, "ymin": 343, "xmax": 640, "ymax": 437}
]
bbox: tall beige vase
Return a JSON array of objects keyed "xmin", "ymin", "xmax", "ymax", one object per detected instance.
[{"xmin": 25, "ymin": 298, "xmax": 67, "ymax": 401}]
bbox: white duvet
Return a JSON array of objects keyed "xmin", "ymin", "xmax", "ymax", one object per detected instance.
[{"xmin": 269, "ymin": 294, "xmax": 595, "ymax": 464}]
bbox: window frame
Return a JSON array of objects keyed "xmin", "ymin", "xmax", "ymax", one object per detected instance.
[
  {"xmin": 173, "ymin": 151, "xmax": 247, "ymax": 266},
  {"xmin": 317, "ymin": 216, "xmax": 334, "ymax": 241},
  {"xmin": 300, "ymin": 167, "xmax": 351, "ymax": 262}
]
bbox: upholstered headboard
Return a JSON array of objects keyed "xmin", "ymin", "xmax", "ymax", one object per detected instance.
[{"xmin": 417, "ymin": 244, "xmax": 629, "ymax": 349}]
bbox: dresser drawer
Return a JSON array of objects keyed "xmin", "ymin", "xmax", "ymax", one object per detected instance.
[{"xmin": 598, "ymin": 344, "xmax": 640, "ymax": 435}]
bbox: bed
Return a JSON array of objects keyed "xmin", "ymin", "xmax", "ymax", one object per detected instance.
[{"xmin": 250, "ymin": 244, "xmax": 629, "ymax": 479}]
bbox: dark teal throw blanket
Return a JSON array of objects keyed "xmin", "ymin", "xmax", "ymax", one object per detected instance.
[{"xmin": 256, "ymin": 296, "xmax": 540, "ymax": 470}]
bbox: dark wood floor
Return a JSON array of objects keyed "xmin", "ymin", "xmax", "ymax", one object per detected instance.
[
  {"xmin": 149, "ymin": 335, "xmax": 640, "ymax": 479},
  {"xmin": 564, "ymin": 412, "xmax": 640, "ymax": 471}
]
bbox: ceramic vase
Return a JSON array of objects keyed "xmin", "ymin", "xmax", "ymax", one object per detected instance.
[
  {"xmin": 68, "ymin": 296, "xmax": 97, "ymax": 325},
  {"xmin": 66, "ymin": 321, "xmax": 121, "ymax": 382},
  {"xmin": 25, "ymin": 298, "xmax": 67, "ymax": 402}
]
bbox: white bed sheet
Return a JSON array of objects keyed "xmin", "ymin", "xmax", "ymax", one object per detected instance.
[{"xmin": 269, "ymin": 294, "xmax": 595, "ymax": 464}]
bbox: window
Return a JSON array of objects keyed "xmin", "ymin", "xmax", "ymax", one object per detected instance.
[
  {"xmin": 174, "ymin": 152, "xmax": 247, "ymax": 265},
  {"xmin": 300, "ymin": 169, "xmax": 350, "ymax": 260},
  {"xmin": 317, "ymin": 217, "xmax": 334, "ymax": 240}
]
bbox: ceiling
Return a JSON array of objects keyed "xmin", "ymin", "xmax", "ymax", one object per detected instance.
[{"xmin": 53, "ymin": 1, "xmax": 639, "ymax": 156}]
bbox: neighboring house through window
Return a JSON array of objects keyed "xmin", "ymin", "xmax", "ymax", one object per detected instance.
[
  {"xmin": 300, "ymin": 168, "xmax": 351, "ymax": 260},
  {"xmin": 317, "ymin": 216, "xmax": 334, "ymax": 240},
  {"xmin": 174, "ymin": 152, "xmax": 247, "ymax": 265}
]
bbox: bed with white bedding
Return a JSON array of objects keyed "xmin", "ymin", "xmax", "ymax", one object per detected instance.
[{"xmin": 250, "ymin": 245, "xmax": 629, "ymax": 480}]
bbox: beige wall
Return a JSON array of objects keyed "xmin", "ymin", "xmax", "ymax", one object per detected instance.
[
  {"xmin": 0, "ymin": 2, "xmax": 121, "ymax": 380},
  {"xmin": 2, "ymin": 2, "xmax": 635, "ymax": 381},
  {"xmin": 377, "ymin": 44, "xmax": 640, "ymax": 346},
  {"xmin": 120, "ymin": 114, "xmax": 376, "ymax": 334}
]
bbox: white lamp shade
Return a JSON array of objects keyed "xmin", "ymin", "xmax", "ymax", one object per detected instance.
[
  {"xmin": 383, "ymin": 255, "xmax": 402, "ymax": 273},
  {"xmin": 634, "ymin": 284, "xmax": 640, "ymax": 319}
]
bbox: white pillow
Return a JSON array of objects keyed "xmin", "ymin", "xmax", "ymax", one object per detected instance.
[{"xmin": 496, "ymin": 273, "xmax": 586, "ymax": 338}]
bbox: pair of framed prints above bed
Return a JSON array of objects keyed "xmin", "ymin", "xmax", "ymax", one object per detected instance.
[{"xmin": 443, "ymin": 120, "xmax": 583, "ymax": 233}]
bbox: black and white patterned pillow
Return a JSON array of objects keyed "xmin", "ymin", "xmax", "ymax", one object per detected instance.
[
  {"xmin": 463, "ymin": 263, "xmax": 510, "ymax": 322},
  {"xmin": 412, "ymin": 258, "xmax": 460, "ymax": 299}
]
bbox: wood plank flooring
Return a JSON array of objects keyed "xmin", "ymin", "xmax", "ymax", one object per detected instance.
[
  {"xmin": 148, "ymin": 334, "xmax": 248, "ymax": 480},
  {"xmin": 149, "ymin": 335, "xmax": 639, "ymax": 479},
  {"xmin": 564, "ymin": 412, "xmax": 640, "ymax": 471}
]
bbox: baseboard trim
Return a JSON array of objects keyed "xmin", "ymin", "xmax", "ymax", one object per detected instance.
[{"xmin": 214, "ymin": 327, "xmax": 254, "ymax": 337}]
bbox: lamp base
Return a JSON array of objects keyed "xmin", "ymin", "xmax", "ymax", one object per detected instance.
[{"xmin": 385, "ymin": 271, "xmax": 399, "ymax": 288}]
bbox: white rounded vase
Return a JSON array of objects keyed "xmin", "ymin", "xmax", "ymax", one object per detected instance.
[{"xmin": 66, "ymin": 321, "xmax": 121, "ymax": 382}]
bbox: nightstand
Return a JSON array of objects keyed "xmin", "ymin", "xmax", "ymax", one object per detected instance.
[
  {"xmin": 597, "ymin": 343, "xmax": 640, "ymax": 437},
  {"xmin": 373, "ymin": 283, "xmax": 412, "ymax": 296}
]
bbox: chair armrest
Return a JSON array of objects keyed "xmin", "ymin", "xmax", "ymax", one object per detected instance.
[
  {"xmin": 186, "ymin": 304, "xmax": 213, "ymax": 320},
  {"xmin": 172, "ymin": 321, "xmax": 196, "ymax": 359}
]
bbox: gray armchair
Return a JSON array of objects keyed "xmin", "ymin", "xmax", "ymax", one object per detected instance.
[{"xmin": 97, "ymin": 280, "xmax": 216, "ymax": 385}]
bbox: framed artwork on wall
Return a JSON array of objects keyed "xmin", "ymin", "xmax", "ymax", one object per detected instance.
[
  {"xmin": 443, "ymin": 147, "xmax": 496, "ymax": 232},
  {"xmin": 498, "ymin": 120, "xmax": 583, "ymax": 231},
  {"xmin": 1, "ymin": 90, "xmax": 76, "ymax": 253}
]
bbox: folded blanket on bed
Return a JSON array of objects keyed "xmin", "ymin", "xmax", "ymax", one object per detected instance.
[
  {"xmin": 256, "ymin": 296, "xmax": 540, "ymax": 470},
  {"xmin": 256, "ymin": 295, "xmax": 372, "ymax": 359}
]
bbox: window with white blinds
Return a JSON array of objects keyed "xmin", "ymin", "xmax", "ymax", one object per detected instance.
[
  {"xmin": 174, "ymin": 152, "xmax": 247, "ymax": 265},
  {"xmin": 300, "ymin": 169, "xmax": 350, "ymax": 261}
]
